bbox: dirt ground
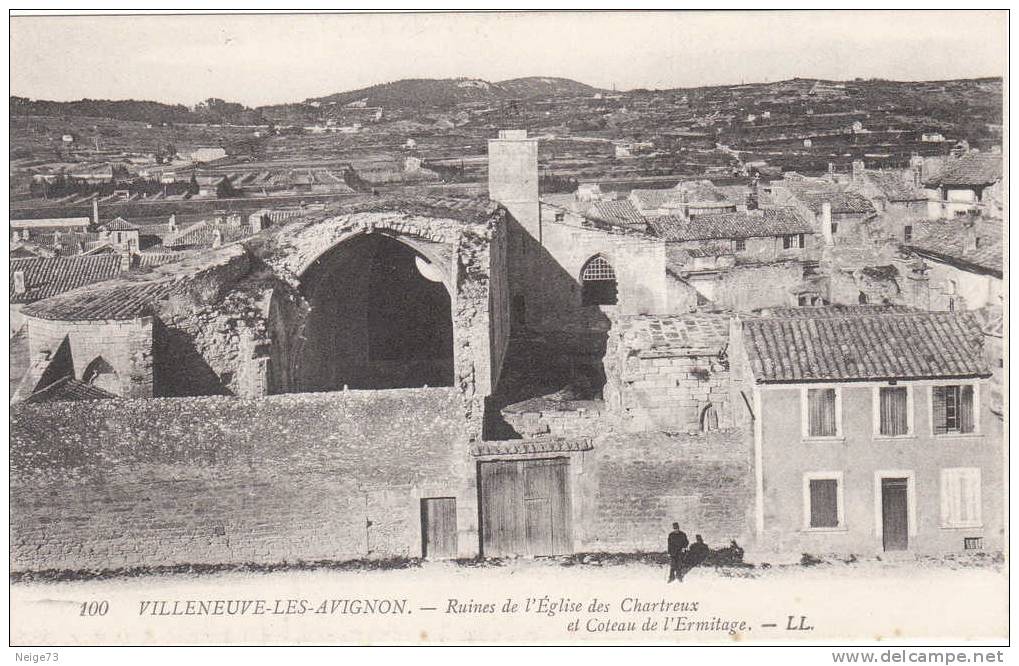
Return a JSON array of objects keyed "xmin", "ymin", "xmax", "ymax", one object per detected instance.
[{"xmin": 10, "ymin": 554, "xmax": 1008, "ymax": 645}]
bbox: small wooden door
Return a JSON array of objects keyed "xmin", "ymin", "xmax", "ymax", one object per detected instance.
[
  {"xmin": 479, "ymin": 459, "xmax": 571, "ymax": 557},
  {"xmin": 421, "ymin": 498, "xmax": 457, "ymax": 559},
  {"xmin": 881, "ymin": 478, "xmax": 909, "ymax": 551}
]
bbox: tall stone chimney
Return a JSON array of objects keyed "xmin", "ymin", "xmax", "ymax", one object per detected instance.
[
  {"xmin": 212, "ymin": 228, "xmax": 223, "ymax": 248},
  {"xmin": 92, "ymin": 198, "xmax": 100, "ymax": 226},
  {"xmin": 13, "ymin": 270, "xmax": 26, "ymax": 295},
  {"xmin": 168, "ymin": 214, "xmax": 177, "ymax": 232},
  {"xmin": 119, "ymin": 251, "xmax": 133, "ymax": 272},
  {"xmin": 820, "ymin": 202, "xmax": 834, "ymax": 246},
  {"xmin": 488, "ymin": 129, "xmax": 540, "ymax": 242}
]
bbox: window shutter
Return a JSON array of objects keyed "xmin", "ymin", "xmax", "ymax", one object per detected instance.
[
  {"xmin": 932, "ymin": 387, "xmax": 948, "ymax": 434},
  {"xmin": 880, "ymin": 387, "xmax": 908, "ymax": 436},
  {"xmin": 960, "ymin": 385, "xmax": 975, "ymax": 433},
  {"xmin": 809, "ymin": 478, "xmax": 839, "ymax": 528}
]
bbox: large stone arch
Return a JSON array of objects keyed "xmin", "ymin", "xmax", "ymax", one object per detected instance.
[
  {"xmin": 294, "ymin": 230, "xmax": 456, "ymax": 392},
  {"xmin": 254, "ymin": 208, "xmax": 505, "ymax": 414}
]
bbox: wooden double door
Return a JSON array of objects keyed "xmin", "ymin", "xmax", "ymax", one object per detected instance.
[{"xmin": 479, "ymin": 458, "xmax": 572, "ymax": 557}]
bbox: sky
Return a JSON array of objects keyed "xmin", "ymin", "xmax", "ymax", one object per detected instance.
[{"xmin": 9, "ymin": 10, "xmax": 1009, "ymax": 108}]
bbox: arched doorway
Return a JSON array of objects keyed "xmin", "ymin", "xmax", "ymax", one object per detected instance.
[
  {"xmin": 296, "ymin": 232, "xmax": 455, "ymax": 391},
  {"xmin": 82, "ymin": 356, "xmax": 120, "ymax": 394}
]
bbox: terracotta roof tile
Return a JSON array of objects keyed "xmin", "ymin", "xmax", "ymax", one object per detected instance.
[
  {"xmin": 587, "ymin": 200, "xmax": 646, "ymax": 227},
  {"xmin": 10, "ymin": 255, "xmax": 122, "ymax": 304},
  {"xmin": 743, "ymin": 306, "xmax": 990, "ymax": 383},
  {"xmin": 24, "ymin": 376, "xmax": 117, "ymax": 403},
  {"xmin": 21, "ymin": 280, "xmax": 176, "ymax": 321},
  {"xmin": 925, "ymin": 152, "xmax": 1002, "ymax": 187},
  {"xmin": 907, "ymin": 219, "xmax": 1003, "ymax": 277},
  {"xmin": 647, "ymin": 208, "xmax": 813, "ymax": 242}
]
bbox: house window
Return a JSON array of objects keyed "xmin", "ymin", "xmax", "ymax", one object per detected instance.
[
  {"xmin": 804, "ymin": 387, "xmax": 840, "ymax": 438},
  {"xmin": 804, "ymin": 473, "xmax": 844, "ymax": 529},
  {"xmin": 932, "ymin": 385, "xmax": 976, "ymax": 435},
  {"xmin": 782, "ymin": 234, "xmax": 803, "ymax": 249},
  {"xmin": 940, "ymin": 468, "xmax": 981, "ymax": 528},
  {"xmin": 858, "ymin": 291, "xmax": 869, "ymax": 304},
  {"xmin": 554, "ymin": 212, "xmax": 565, "ymax": 223},
  {"xmin": 964, "ymin": 537, "xmax": 983, "ymax": 550},
  {"xmin": 876, "ymin": 386, "xmax": 911, "ymax": 437},
  {"xmin": 903, "ymin": 225, "xmax": 913, "ymax": 243},
  {"xmin": 580, "ymin": 254, "xmax": 618, "ymax": 306},
  {"xmin": 734, "ymin": 238, "xmax": 746, "ymax": 252},
  {"xmin": 830, "ymin": 223, "xmax": 838, "ymax": 235}
]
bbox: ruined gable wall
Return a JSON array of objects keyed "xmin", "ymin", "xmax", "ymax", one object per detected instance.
[{"xmin": 10, "ymin": 389, "xmax": 471, "ymax": 572}]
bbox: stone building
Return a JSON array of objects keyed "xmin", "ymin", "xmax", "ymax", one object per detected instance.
[{"xmin": 735, "ymin": 305, "xmax": 1003, "ymax": 556}]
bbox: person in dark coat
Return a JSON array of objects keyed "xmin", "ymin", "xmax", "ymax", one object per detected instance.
[
  {"xmin": 667, "ymin": 522, "xmax": 689, "ymax": 583},
  {"xmin": 686, "ymin": 534, "xmax": 710, "ymax": 569}
]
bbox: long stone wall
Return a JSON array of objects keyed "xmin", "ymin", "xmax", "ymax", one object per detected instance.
[
  {"xmin": 10, "ymin": 388, "xmax": 470, "ymax": 572},
  {"xmin": 582, "ymin": 430, "xmax": 754, "ymax": 553}
]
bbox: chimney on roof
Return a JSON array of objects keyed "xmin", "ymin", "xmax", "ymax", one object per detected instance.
[
  {"xmin": 851, "ymin": 160, "xmax": 865, "ymax": 183},
  {"xmin": 212, "ymin": 228, "xmax": 223, "ymax": 248},
  {"xmin": 13, "ymin": 270, "xmax": 26, "ymax": 295},
  {"xmin": 53, "ymin": 230, "xmax": 61, "ymax": 247},
  {"xmin": 909, "ymin": 155, "xmax": 925, "ymax": 188},
  {"xmin": 168, "ymin": 214, "xmax": 177, "ymax": 232},
  {"xmin": 820, "ymin": 202, "xmax": 834, "ymax": 246},
  {"xmin": 22, "ymin": 228, "xmax": 30, "ymax": 240},
  {"xmin": 92, "ymin": 198, "xmax": 100, "ymax": 226},
  {"xmin": 119, "ymin": 251, "xmax": 133, "ymax": 272},
  {"xmin": 11, "ymin": 231, "xmax": 20, "ymax": 243}
]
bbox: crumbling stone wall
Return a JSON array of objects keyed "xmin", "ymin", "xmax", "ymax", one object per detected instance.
[
  {"xmin": 10, "ymin": 388, "xmax": 470, "ymax": 572},
  {"xmin": 21, "ymin": 315, "xmax": 154, "ymax": 399}
]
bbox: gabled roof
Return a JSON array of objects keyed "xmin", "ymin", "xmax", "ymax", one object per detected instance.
[
  {"xmin": 647, "ymin": 208, "xmax": 813, "ymax": 242},
  {"xmin": 100, "ymin": 216, "xmax": 138, "ymax": 232},
  {"xmin": 906, "ymin": 219, "xmax": 1003, "ymax": 278},
  {"xmin": 924, "ymin": 152, "xmax": 1002, "ymax": 188},
  {"xmin": 24, "ymin": 376, "xmax": 117, "ymax": 403},
  {"xmin": 9, "ymin": 255, "xmax": 122, "ymax": 304},
  {"xmin": 742, "ymin": 306, "xmax": 990, "ymax": 383}
]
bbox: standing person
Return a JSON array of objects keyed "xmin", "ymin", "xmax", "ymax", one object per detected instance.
[{"xmin": 667, "ymin": 522, "xmax": 689, "ymax": 583}]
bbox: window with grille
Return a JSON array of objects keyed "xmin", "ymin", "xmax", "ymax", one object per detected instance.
[
  {"xmin": 734, "ymin": 238, "xmax": 746, "ymax": 252},
  {"xmin": 904, "ymin": 225, "xmax": 913, "ymax": 243},
  {"xmin": 964, "ymin": 537, "xmax": 983, "ymax": 550},
  {"xmin": 806, "ymin": 388, "xmax": 839, "ymax": 437},
  {"xmin": 878, "ymin": 386, "xmax": 910, "ymax": 436},
  {"xmin": 932, "ymin": 385, "xmax": 975, "ymax": 434},
  {"xmin": 940, "ymin": 468, "xmax": 981, "ymax": 528},
  {"xmin": 581, "ymin": 255, "xmax": 618, "ymax": 306},
  {"xmin": 808, "ymin": 477, "xmax": 840, "ymax": 528}
]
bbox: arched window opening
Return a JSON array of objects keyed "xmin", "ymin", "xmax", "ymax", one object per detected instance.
[
  {"xmin": 700, "ymin": 403, "xmax": 719, "ymax": 432},
  {"xmin": 82, "ymin": 356, "xmax": 119, "ymax": 394},
  {"xmin": 581, "ymin": 255, "xmax": 618, "ymax": 306}
]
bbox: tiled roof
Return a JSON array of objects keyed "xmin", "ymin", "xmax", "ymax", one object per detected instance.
[
  {"xmin": 789, "ymin": 187, "xmax": 877, "ymax": 215},
  {"xmin": 9, "ymin": 255, "xmax": 122, "ymax": 304},
  {"xmin": 587, "ymin": 200, "xmax": 646, "ymax": 227},
  {"xmin": 906, "ymin": 219, "xmax": 1003, "ymax": 277},
  {"xmin": 100, "ymin": 217, "xmax": 138, "ymax": 231},
  {"xmin": 925, "ymin": 152, "xmax": 1002, "ymax": 187},
  {"xmin": 743, "ymin": 306, "xmax": 990, "ymax": 383},
  {"xmin": 618, "ymin": 313, "xmax": 730, "ymax": 357},
  {"xmin": 165, "ymin": 221, "xmax": 253, "ymax": 249},
  {"xmin": 861, "ymin": 171, "xmax": 926, "ymax": 201},
  {"xmin": 24, "ymin": 376, "xmax": 117, "ymax": 404},
  {"xmin": 21, "ymin": 279, "xmax": 177, "ymax": 321},
  {"xmin": 647, "ymin": 208, "xmax": 813, "ymax": 242}
]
